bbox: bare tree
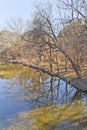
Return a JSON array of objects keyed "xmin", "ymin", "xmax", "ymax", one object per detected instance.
[
  {"xmin": 57, "ymin": 0, "xmax": 87, "ymax": 69},
  {"xmin": 30, "ymin": 2, "xmax": 83, "ymax": 77}
]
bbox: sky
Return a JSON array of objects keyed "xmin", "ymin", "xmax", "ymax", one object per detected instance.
[{"xmin": 0, "ymin": 0, "xmax": 54, "ymax": 30}]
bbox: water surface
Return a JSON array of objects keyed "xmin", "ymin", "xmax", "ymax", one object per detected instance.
[{"xmin": 0, "ymin": 64, "xmax": 87, "ymax": 130}]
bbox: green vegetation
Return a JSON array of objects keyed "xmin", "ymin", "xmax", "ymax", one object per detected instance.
[
  {"xmin": 0, "ymin": 64, "xmax": 34, "ymax": 79},
  {"xmin": 0, "ymin": 64, "xmax": 24, "ymax": 78},
  {"xmin": 8, "ymin": 100, "xmax": 87, "ymax": 130},
  {"xmin": 0, "ymin": 64, "xmax": 47, "ymax": 83}
]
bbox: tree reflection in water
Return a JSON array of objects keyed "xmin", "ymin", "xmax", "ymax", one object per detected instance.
[
  {"xmin": 0, "ymin": 65, "xmax": 87, "ymax": 130},
  {"xmin": 6, "ymin": 71, "xmax": 77, "ymax": 106}
]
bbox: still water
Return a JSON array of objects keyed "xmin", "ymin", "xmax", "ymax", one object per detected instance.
[{"xmin": 0, "ymin": 64, "xmax": 87, "ymax": 130}]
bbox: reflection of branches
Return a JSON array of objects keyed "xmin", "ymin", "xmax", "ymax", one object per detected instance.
[
  {"xmin": 6, "ymin": 71, "xmax": 87, "ymax": 107},
  {"xmin": 34, "ymin": 77, "xmax": 78, "ymax": 106}
]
